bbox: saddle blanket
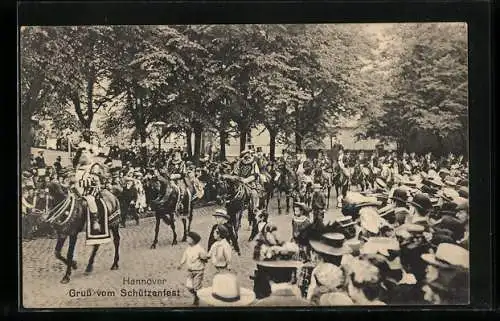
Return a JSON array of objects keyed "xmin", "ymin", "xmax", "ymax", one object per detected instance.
[{"xmin": 85, "ymin": 198, "xmax": 116, "ymax": 246}]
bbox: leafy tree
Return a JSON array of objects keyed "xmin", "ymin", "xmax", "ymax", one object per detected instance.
[{"xmin": 364, "ymin": 23, "xmax": 468, "ymax": 155}]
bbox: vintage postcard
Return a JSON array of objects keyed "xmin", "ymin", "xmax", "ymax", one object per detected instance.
[{"xmin": 20, "ymin": 23, "xmax": 470, "ymax": 308}]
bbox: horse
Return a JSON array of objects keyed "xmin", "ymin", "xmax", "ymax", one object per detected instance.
[
  {"xmin": 351, "ymin": 164, "xmax": 369, "ymax": 192},
  {"xmin": 217, "ymin": 174, "xmax": 254, "ymax": 243},
  {"xmin": 42, "ymin": 181, "xmax": 121, "ymax": 284},
  {"xmin": 259, "ymin": 164, "xmax": 275, "ymax": 211},
  {"xmin": 313, "ymin": 167, "xmax": 332, "ymax": 208},
  {"xmin": 150, "ymin": 175, "xmax": 193, "ymax": 248},
  {"xmin": 274, "ymin": 164, "xmax": 299, "ymax": 214},
  {"xmin": 332, "ymin": 165, "xmax": 350, "ymax": 208}
]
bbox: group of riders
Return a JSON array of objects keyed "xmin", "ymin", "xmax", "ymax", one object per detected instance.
[{"xmin": 22, "ymin": 141, "xmax": 467, "ymax": 242}]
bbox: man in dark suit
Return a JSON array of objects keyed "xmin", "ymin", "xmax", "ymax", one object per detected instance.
[{"xmin": 207, "ymin": 209, "xmax": 240, "ymax": 256}]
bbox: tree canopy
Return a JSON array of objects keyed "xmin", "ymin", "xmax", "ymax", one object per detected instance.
[{"xmin": 20, "ymin": 23, "xmax": 468, "ymax": 167}]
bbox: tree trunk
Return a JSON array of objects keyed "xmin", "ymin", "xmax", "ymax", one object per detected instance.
[
  {"xmin": 219, "ymin": 129, "xmax": 227, "ymax": 161},
  {"xmin": 269, "ymin": 129, "xmax": 277, "ymax": 161},
  {"xmin": 295, "ymin": 133, "xmax": 302, "ymax": 153},
  {"xmin": 239, "ymin": 129, "xmax": 247, "ymax": 153},
  {"xmin": 193, "ymin": 126, "xmax": 203, "ymax": 164},
  {"xmin": 295, "ymin": 104, "xmax": 301, "ymax": 153},
  {"xmin": 185, "ymin": 128, "xmax": 193, "ymax": 158},
  {"xmin": 20, "ymin": 105, "xmax": 33, "ymax": 171}
]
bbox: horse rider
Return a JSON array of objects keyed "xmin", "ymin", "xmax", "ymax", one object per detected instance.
[
  {"xmin": 232, "ymin": 149, "xmax": 261, "ymax": 213},
  {"xmin": 164, "ymin": 148, "xmax": 191, "ymax": 213},
  {"xmin": 72, "ymin": 142, "xmax": 109, "ymax": 233}
]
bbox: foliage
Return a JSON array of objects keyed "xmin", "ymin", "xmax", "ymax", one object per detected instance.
[{"xmin": 363, "ymin": 23, "xmax": 468, "ymax": 154}]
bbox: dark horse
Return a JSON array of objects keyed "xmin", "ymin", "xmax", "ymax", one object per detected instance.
[
  {"xmin": 313, "ymin": 167, "xmax": 333, "ymax": 209},
  {"xmin": 351, "ymin": 164, "xmax": 370, "ymax": 192},
  {"xmin": 332, "ymin": 165, "xmax": 350, "ymax": 208},
  {"xmin": 274, "ymin": 164, "xmax": 299, "ymax": 213},
  {"xmin": 43, "ymin": 182, "xmax": 121, "ymax": 284},
  {"xmin": 259, "ymin": 163, "xmax": 275, "ymax": 212},
  {"xmin": 150, "ymin": 175, "xmax": 193, "ymax": 248},
  {"xmin": 217, "ymin": 174, "xmax": 254, "ymax": 244}
]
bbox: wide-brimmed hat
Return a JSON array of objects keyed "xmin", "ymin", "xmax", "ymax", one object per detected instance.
[
  {"xmin": 343, "ymin": 192, "xmax": 382, "ymax": 209},
  {"xmin": 421, "ymin": 243, "xmax": 469, "ymax": 269},
  {"xmin": 395, "ymin": 223, "xmax": 425, "ymax": 239},
  {"xmin": 432, "ymin": 216, "xmax": 465, "ymax": 242},
  {"xmin": 312, "ymin": 183, "xmax": 322, "ymax": 190},
  {"xmin": 309, "ymin": 233, "xmax": 353, "ymax": 257},
  {"xmin": 453, "ymin": 197, "xmax": 469, "ymax": 211},
  {"xmin": 240, "ymin": 149, "xmax": 253, "ymax": 158},
  {"xmin": 255, "ymin": 259, "xmax": 304, "ymax": 269},
  {"xmin": 437, "ymin": 188, "xmax": 460, "ymax": 203},
  {"xmin": 423, "ymin": 176, "xmax": 444, "ymax": 189},
  {"xmin": 198, "ymin": 273, "xmax": 256, "ymax": 306},
  {"xmin": 374, "ymin": 178, "xmax": 387, "ymax": 190},
  {"xmin": 377, "ymin": 204, "xmax": 395, "ymax": 220},
  {"xmin": 293, "ymin": 202, "xmax": 312, "ymax": 213},
  {"xmin": 458, "ymin": 186, "xmax": 469, "ymax": 199},
  {"xmin": 438, "ymin": 201, "xmax": 459, "ymax": 216},
  {"xmin": 390, "ymin": 188, "xmax": 409, "ymax": 203},
  {"xmin": 457, "ymin": 178, "xmax": 469, "ymax": 187},
  {"xmin": 213, "ymin": 209, "xmax": 230, "ymax": 221},
  {"xmin": 407, "ymin": 193, "xmax": 432, "ymax": 212},
  {"xmin": 319, "ymin": 292, "xmax": 354, "ymax": 306},
  {"xmin": 359, "ymin": 207, "xmax": 385, "ymax": 234},
  {"xmin": 336, "ymin": 215, "xmax": 357, "ymax": 228}
]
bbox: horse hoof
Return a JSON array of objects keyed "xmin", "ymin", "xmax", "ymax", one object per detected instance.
[
  {"xmin": 110, "ymin": 264, "xmax": 119, "ymax": 270},
  {"xmin": 150, "ymin": 244, "xmax": 157, "ymax": 249},
  {"xmin": 60, "ymin": 276, "xmax": 70, "ymax": 284},
  {"xmin": 181, "ymin": 237, "xmax": 187, "ymax": 242},
  {"xmin": 72, "ymin": 261, "xmax": 78, "ymax": 270},
  {"xmin": 172, "ymin": 240, "xmax": 178, "ymax": 246},
  {"xmin": 85, "ymin": 266, "xmax": 93, "ymax": 274}
]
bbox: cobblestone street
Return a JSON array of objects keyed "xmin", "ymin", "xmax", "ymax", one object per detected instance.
[{"xmin": 22, "ymin": 198, "xmax": 342, "ymax": 308}]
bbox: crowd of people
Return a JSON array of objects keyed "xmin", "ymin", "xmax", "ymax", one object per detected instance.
[
  {"xmin": 177, "ymin": 148, "xmax": 469, "ymax": 306},
  {"xmin": 21, "ymin": 143, "xmax": 470, "ymax": 306}
]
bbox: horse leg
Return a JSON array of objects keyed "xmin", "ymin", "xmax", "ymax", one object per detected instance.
[
  {"xmin": 85, "ymin": 244, "xmax": 100, "ymax": 274},
  {"xmin": 110, "ymin": 225, "xmax": 120, "ymax": 270},
  {"xmin": 54, "ymin": 234, "xmax": 76, "ymax": 269},
  {"xmin": 150, "ymin": 216, "xmax": 161, "ymax": 249},
  {"xmin": 277, "ymin": 190, "xmax": 282, "ymax": 214},
  {"xmin": 285, "ymin": 194, "xmax": 290, "ymax": 213},
  {"xmin": 61, "ymin": 234, "xmax": 77, "ymax": 284},
  {"xmin": 181, "ymin": 218, "xmax": 188, "ymax": 242},
  {"xmin": 326, "ymin": 187, "xmax": 331, "ymax": 209},
  {"xmin": 166, "ymin": 216, "xmax": 178, "ymax": 245}
]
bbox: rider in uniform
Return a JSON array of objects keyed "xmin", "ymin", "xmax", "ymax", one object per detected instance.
[
  {"xmin": 164, "ymin": 148, "xmax": 191, "ymax": 213},
  {"xmin": 72, "ymin": 142, "xmax": 109, "ymax": 233},
  {"xmin": 232, "ymin": 149, "xmax": 261, "ymax": 214}
]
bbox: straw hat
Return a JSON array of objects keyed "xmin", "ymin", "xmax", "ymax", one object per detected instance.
[
  {"xmin": 374, "ymin": 178, "xmax": 387, "ymax": 190},
  {"xmin": 198, "ymin": 273, "xmax": 256, "ymax": 306},
  {"xmin": 421, "ymin": 243, "xmax": 469, "ymax": 269},
  {"xmin": 213, "ymin": 209, "xmax": 230, "ymax": 221},
  {"xmin": 319, "ymin": 292, "xmax": 354, "ymax": 306},
  {"xmin": 309, "ymin": 233, "xmax": 353, "ymax": 257},
  {"xmin": 437, "ymin": 188, "xmax": 460, "ymax": 203},
  {"xmin": 359, "ymin": 207, "xmax": 384, "ymax": 234}
]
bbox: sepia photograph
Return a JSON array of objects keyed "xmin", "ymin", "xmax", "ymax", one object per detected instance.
[{"xmin": 19, "ymin": 23, "xmax": 469, "ymax": 308}]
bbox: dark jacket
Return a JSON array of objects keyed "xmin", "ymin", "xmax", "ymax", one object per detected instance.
[{"xmin": 208, "ymin": 222, "xmax": 240, "ymax": 255}]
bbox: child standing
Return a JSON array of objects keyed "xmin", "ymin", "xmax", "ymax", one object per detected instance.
[
  {"xmin": 207, "ymin": 225, "xmax": 232, "ymax": 273},
  {"xmin": 178, "ymin": 231, "xmax": 208, "ymax": 306}
]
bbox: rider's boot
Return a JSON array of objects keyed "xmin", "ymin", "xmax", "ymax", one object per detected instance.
[{"xmin": 85, "ymin": 196, "xmax": 101, "ymax": 232}]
